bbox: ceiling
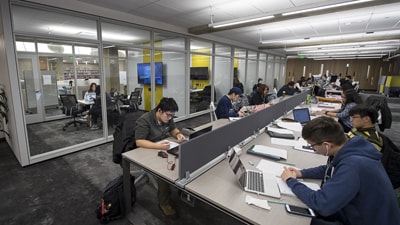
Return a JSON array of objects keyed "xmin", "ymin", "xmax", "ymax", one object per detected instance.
[{"xmin": 72, "ymin": 0, "xmax": 400, "ymax": 59}]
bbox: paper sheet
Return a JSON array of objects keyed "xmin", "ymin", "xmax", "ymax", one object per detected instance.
[
  {"xmin": 252, "ymin": 145, "xmax": 287, "ymax": 159},
  {"xmin": 276, "ymin": 121, "xmax": 302, "ymax": 132},
  {"xmin": 256, "ymin": 159, "xmax": 299, "ymax": 176},
  {"xmin": 271, "ymin": 138, "xmax": 298, "ymax": 146},
  {"xmin": 275, "ymin": 177, "xmax": 320, "ymax": 196},
  {"xmin": 267, "ymin": 127, "xmax": 294, "ymax": 135}
]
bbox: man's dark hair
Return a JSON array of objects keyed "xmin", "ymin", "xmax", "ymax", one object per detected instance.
[
  {"xmin": 287, "ymin": 81, "xmax": 295, "ymax": 86},
  {"xmin": 155, "ymin": 97, "xmax": 179, "ymax": 112},
  {"xmin": 349, "ymin": 104, "xmax": 378, "ymax": 124},
  {"xmin": 302, "ymin": 117, "xmax": 347, "ymax": 146}
]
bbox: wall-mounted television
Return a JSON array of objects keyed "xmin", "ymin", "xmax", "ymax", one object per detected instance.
[
  {"xmin": 137, "ymin": 62, "xmax": 163, "ymax": 85},
  {"xmin": 190, "ymin": 67, "xmax": 209, "ymax": 80}
]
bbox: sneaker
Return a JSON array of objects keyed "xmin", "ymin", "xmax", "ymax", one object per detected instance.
[
  {"xmin": 90, "ymin": 125, "xmax": 99, "ymax": 130},
  {"xmin": 159, "ymin": 203, "xmax": 178, "ymax": 219}
]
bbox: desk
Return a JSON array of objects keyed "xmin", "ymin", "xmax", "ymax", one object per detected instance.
[
  {"xmin": 185, "ymin": 130, "xmax": 327, "ymax": 225},
  {"xmin": 122, "ymin": 92, "xmax": 325, "ymax": 225}
]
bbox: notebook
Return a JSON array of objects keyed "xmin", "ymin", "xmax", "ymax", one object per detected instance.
[
  {"xmin": 228, "ymin": 150, "xmax": 281, "ymax": 198},
  {"xmin": 84, "ymin": 93, "xmax": 96, "ymax": 103},
  {"xmin": 292, "ymin": 108, "xmax": 311, "ymax": 125},
  {"xmin": 167, "ymin": 125, "xmax": 213, "ymax": 157}
]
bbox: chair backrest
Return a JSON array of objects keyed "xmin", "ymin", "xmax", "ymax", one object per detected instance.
[
  {"xmin": 59, "ymin": 94, "xmax": 78, "ymax": 115},
  {"xmin": 209, "ymin": 102, "xmax": 217, "ymax": 122},
  {"xmin": 134, "ymin": 87, "xmax": 143, "ymax": 95}
]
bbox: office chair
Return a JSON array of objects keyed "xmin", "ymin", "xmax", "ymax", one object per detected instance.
[
  {"xmin": 129, "ymin": 90, "xmax": 141, "ymax": 110},
  {"xmin": 113, "ymin": 110, "xmax": 157, "ymax": 189},
  {"xmin": 59, "ymin": 94, "xmax": 87, "ymax": 131},
  {"xmin": 209, "ymin": 102, "xmax": 217, "ymax": 122}
]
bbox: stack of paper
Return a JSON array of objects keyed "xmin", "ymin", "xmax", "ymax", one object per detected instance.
[
  {"xmin": 276, "ymin": 121, "xmax": 302, "ymax": 132},
  {"xmin": 248, "ymin": 145, "xmax": 287, "ymax": 159},
  {"xmin": 266, "ymin": 127, "xmax": 295, "ymax": 139}
]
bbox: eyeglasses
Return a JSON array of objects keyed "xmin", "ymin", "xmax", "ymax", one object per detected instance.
[
  {"xmin": 309, "ymin": 140, "xmax": 330, "ymax": 148},
  {"xmin": 164, "ymin": 112, "xmax": 175, "ymax": 119},
  {"xmin": 166, "ymin": 156, "xmax": 176, "ymax": 171}
]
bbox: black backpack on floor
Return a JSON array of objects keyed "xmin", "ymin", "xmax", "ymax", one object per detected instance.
[{"xmin": 95, "ymin": 175, "xmax": 136, "ymax": 224}]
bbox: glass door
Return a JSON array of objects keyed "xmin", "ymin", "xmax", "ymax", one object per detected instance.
[{"xmin": 17, "ymin": 53, "xmax": 44, "ymax": 124}]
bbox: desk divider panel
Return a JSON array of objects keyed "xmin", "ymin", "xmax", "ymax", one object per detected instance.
[{"xmin": 178, "ymin": 91, "xmax": 309, "ymax": 180}]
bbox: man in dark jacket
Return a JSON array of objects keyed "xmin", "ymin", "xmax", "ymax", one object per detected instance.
[
  {"xmin": 277, "ymin": 81, "xmax": 297, "ymax": 97},
  {"xmin": 281, "ymin": 117, "xmax": 400, "ymax": 225}
]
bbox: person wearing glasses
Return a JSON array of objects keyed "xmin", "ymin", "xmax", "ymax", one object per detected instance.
[
  {"xmin": 317, "ymin": 89, "xmax": 362, "ymax": 132},
  {"xmin": 347, "ymin": 104, "xmax": 383, "ymax": 151},
  {"xmin": 135, "ymin": 97, "xmax": 186, "ymax": 219},
  {"xmin": 280, "ymin": 117, "xmax": 400, "ymax": 225}
]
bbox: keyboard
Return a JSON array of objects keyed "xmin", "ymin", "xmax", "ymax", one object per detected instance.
[{"xmin": 247, "ymin": 171, "xmax": 265, "ymax": 192}]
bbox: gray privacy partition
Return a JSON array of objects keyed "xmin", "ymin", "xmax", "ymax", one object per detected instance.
[{"xmin": 178, "ymin": 91, "xmax": 309, "ymax": 181}]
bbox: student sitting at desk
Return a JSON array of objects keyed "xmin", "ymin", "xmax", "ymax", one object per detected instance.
[
  {"xmin": 347, "ymin": 104, "xmax": 383, "ymax": 151},
  {"xmin": 277, "ymin": 81, "xmax": 297, "ymax": 97},
  {"xmin": 215, "ymin": 87, "xmax": 245, "ymax": 119},
  {"xmin": 250, "ymin": 84, "xmax": 270, "ymax": 105},
  {"xmin": 281, "ymin": 117, "xmax": 400, "ymax": 225},
  {"xmin": 317, "ymin": 89, "xmax": 362, "ymax": 132},
  {"xmin": 135, "ymin": 97, "xmax": 186, "ymax": 219}
]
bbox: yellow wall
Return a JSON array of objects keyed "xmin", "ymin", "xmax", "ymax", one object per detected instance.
[{"xmin": 143, "ymin": 49, "xmax": 163, "ymax": 111}]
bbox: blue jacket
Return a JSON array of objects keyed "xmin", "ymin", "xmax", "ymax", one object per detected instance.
[
  {"xmin": 287, "ymin": 136, "xmax": 400, "ymax": 225},
  {"xmin": 215, "ymin": 95, "xmax": 238, "ymax": 119}
]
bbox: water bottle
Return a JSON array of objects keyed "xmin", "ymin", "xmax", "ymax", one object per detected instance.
[{"xmin": 306, "ymin": 94, "xmax": 311, "ymax": 104}]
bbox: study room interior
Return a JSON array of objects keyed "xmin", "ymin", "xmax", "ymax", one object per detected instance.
[{"xmin": 0, "ymin": 0, "xmax": 399, "ymax": 225}]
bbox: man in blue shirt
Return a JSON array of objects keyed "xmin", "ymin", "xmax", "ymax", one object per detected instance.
[
  {"xmin": 281, "ymin": 117, "xmax": 400, "ymax": 225},
  {"xmin": 215, "ymin": 87, "xmax": 245, "ymax": 119}
]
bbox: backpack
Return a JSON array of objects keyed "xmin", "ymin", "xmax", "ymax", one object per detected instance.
[
  {"xmin": 380, "ymin": 133, "xmax": 400, "ymax": 189},
  {"xmin": 95, "ymin": 175, "xmax": 136, "ymax": 224},
  {"xmin": 112, "ymin": 110, "xmax": 144, "ymax": 164}
]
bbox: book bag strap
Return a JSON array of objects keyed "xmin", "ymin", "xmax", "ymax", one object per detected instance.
[{"xmin": 351, "ymin": 128, "xmax": 383, "ymax": 147}]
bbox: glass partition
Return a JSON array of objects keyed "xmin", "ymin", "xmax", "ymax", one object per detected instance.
[
  {"xmin": 214, "ymin": 56, "xmax": 232, "ymax": 102},
  {"xmin": 12, "ymin": 5, "xmax": 97, "ymax": 40}
]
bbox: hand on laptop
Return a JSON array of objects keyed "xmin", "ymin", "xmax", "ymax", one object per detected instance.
[{"xmin": 176, "ymin": 133, "xmax": 186, "ymax": 142}]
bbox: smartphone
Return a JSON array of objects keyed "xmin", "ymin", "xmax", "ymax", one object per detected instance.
[{"xmin": 285, "ymin": 204, "xmax": 316, "ymax": 217}]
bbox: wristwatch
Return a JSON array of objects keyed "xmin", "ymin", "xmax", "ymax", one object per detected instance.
[
  {"xmin": 325, "ymin": 111, "xmax": 329, "ymax": 115},
  {"xmin": 286, "ymin": 177, "xmax": 296, "ymax": 183}
]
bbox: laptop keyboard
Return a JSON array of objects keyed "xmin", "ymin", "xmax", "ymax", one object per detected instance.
[{"xmin": 248, "ymin": 171, "xmax": 265, "ymax": 192}]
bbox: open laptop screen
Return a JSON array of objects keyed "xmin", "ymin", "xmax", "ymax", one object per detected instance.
[
  {"xmin": 189, "ymin": 125, "xmax": 212, "ymax": 140},
  {"xmin": 293, "ymin": 108, "xmax": 311, "ymax": 124}
]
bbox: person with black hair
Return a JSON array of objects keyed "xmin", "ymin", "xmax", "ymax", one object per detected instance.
[
  {"xmin": 135, "ymin": 97, "xmax": 186, "ymax": 219},
  {"xmin": 317, "ymin": 89, "xmax": 362, "ymax": 132},
  {"xmin": 347, "ymin": 104, "xmax": 383, "ymax": 151},
  {"xmin": 215, "ymin": 87, "xmax": 245, "ymax": 119},
  {"xmin": 233, "ymin": 74, "xmax": 244, "ymax": 93},
  {"xmin": 280, "ymin": 117, "xmax": 400, "ymax": 225},
  {"xmin": 277, "ymin": 81, "xmax": 297, "ymax": 97}
]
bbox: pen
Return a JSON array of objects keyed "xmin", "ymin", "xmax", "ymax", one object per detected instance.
[
  {"xmin": 278, "ymin": 161, "xmax": 296, "ymax": 166},
  {"xmin": 268, "ymin": 200, "xmax": 287, "ymax": 205}
]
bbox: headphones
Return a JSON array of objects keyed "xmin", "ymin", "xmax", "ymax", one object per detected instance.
[{"xmin": 325, "ymin": 144, "xmax": 329, "ymax": 156}]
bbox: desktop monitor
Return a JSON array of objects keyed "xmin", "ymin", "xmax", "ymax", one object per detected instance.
[
  {"xmin": 190, "ymin": 67, "xmax": 209, "ymax": 80},
  {"xmin": 137, "ymin": 62, "xmax": 163, "ymax": 85}
]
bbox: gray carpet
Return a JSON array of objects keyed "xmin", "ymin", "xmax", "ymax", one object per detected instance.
[{"xmin": 1, "ymin": 99, "xmax": 399, "ymax": 225}]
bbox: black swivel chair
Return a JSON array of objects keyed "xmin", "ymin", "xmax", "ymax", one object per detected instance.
[{"xmin": 59, "ymin": 94, "xmax": 86, "ymax": 131}]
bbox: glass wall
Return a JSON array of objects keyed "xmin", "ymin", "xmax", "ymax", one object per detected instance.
[
  {"xmin": 190, "ymin": 39, "xmax": 213, "ymax": 114},
  {"xmin": 10, "ymin": 2, "xmax": 287, "ymax": 163}
]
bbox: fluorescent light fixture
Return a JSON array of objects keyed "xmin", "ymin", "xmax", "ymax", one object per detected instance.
[
  {"xmin": 282, "ymin": 0, "xmax": 374, "ymax": 16},
  {"xmin": 209, "ymin": 15, "xmax": 274, "ymax": 28}
]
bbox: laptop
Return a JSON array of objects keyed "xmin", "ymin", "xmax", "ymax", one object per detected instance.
[
  {"xmin": 167, "ymin": 125, "xmax": 213, "ymax": 157},
  {"xmin": 84, "ymin": 93, "xmax": 96, "ymax": 103},
  {"xmin": 228, "ymin": 150, "xmax": 281, "ymax": 198},
  {"xmin": 292, "ymin": 108, "xmax": 311, "ymax": 125}
]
